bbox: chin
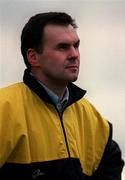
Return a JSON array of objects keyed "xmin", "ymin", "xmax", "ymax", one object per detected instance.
[
  {"xmin": 69, "ymin": 76, "xmax": 78, "ymax": 83},
  {"xmin": 71, "ymin": 78, "xmax": 78, "ymax": 82},
  {"xmin": 62, "ymin": 73, "xmax": 79, "ymax": 83}
]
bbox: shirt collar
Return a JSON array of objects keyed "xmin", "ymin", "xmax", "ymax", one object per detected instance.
[
  {"xmin": 30, "ymin": 72, "xmax": 69, "ymax": 107},
  {"xmin": 40, "ymin": 82, "xmax": 69, "ymax": 106}
]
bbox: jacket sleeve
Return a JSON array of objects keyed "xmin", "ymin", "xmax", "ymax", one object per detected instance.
[{"xmin": 91, "ymin": 123, "xmax": 124, "ymax": 180}]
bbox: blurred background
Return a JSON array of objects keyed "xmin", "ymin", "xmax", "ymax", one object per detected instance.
[{"xmin": 0, "ymin": 0, "xmax": 125, "ymax": 177}]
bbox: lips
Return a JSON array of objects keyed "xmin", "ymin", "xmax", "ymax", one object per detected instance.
[
  {"xmin": 65, "ymin": 64, "xmax": 78, "ymax": 68},
  {"xmin": 65, "ymin": 65, "xmax": 79, "ymax": 73},
  {"xmin": 66, "ymin": 65, "xmax": 78, "ymax": 69}
]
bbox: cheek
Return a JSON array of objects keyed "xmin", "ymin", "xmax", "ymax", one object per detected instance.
[
  {"xmin": 40, "ymin": 52, "xmax": 65, "ymax": 70},
  {"xmin": 48, "ymin": 54, "xmax": 65, "ymax": 66},
  {"xmin": 41, "ymin": 58, "xmax": 61, "ymax": 73}
]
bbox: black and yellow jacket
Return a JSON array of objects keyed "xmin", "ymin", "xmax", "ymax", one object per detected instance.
[{"xmin": 0, "ymin": 69, "xmax": 124, "ymax": 179}]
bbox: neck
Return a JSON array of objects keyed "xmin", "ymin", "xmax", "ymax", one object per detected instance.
[
  {"xmin": 31, "ymin": 70, "xmax": 67, "ymax": 99},
  {"xmin": 45, "ymin": 83, "xmax": 67, "ymax": 99},
  {"xmin": 42, "ymin": 81, "xmax": 67, "ymax": 99}
]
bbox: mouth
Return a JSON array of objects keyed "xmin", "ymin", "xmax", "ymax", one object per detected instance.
[
  {"xmin": 66, "ymin": 64, "xmax": 78, "ymax": 69},
  {"xmin": 65, "ymin": 65, "xmax": 79, "ymax": 73},
  {"xmin": 66, "ymin": 65, "xmax": 78, "ymax": 69}
]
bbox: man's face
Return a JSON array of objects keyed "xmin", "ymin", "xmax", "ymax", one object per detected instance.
[{"xmin": 36, "ymin": 24, "xmax": 80, "ymax": 85}]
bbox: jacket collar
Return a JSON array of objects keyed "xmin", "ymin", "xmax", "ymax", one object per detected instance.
[{"xmin": 23, "ymin": 69, "xmax": 86, "ymax": 106}]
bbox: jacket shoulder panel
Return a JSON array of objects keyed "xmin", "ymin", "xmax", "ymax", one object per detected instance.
[{"xmin": 72, "ymin": 98, "xmax": 110, "ymax": 175}]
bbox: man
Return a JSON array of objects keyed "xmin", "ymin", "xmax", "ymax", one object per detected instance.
[{"xmin": 0, "ymin": 12, "xmax": 124, "ymax": 179}]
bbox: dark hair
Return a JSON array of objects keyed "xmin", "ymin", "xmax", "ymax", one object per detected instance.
[{"xmin": 21, "ymin": 12, "xmax": 77, "ymax": 69}]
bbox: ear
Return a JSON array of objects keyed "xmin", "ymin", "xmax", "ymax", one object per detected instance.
[{"xmin": 27, "ymin": 48, "xmax": 40, "ymax": 67}]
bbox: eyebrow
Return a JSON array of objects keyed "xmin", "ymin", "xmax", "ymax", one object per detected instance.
[{"xmin": 57, "ymin": 39, "xmax": 80, "ymax": 48}]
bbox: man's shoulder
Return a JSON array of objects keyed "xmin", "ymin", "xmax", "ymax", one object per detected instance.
[
  {"xmin": 0, "ymin": 82, "xmax": 25, "ymax": 93},
  {"xmin": 0, "ymin": 82, "xmax": 27, "ymax": 101},
  {"xmin": 78, "ymin": 97, "xmax": 109, "ymax": 125}
]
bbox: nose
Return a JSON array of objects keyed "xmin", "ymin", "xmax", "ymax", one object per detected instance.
[{"xmin": 68, "ymin": 47, "xmax": 79, "ymax": 60}]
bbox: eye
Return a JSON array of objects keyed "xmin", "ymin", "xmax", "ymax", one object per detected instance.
[
  {"xmin": 74, "ymin": 41, "xmax": 80, "ymax": 49},
  {"xmin": 57, "ymin": 43, "xmax": 70, "ymax": 50}
]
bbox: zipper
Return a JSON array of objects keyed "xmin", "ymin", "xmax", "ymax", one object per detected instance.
[
  {"xmin": 56, "ymin": 107, "xmax": 71, "ymax": 158},
  {"xmin": 59, "ymin": 114, "xmax": 71, "ymax": 158}
]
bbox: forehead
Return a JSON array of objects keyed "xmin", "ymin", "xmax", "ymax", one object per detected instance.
[{"xmin": 43, "ymin": 24, "xmax": 79, "ymax": 43}]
